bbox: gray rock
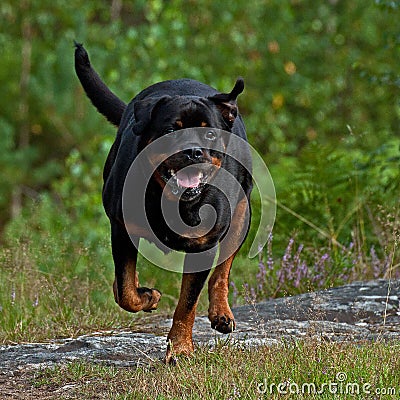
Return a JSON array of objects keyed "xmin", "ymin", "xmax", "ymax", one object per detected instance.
[{"xmin": 0, "ymin": 280, "xmax": 398, "ymax": 374}]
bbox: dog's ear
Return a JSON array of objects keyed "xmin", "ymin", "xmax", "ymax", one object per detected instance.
[
  {"xmin": 131, "ymin": 96, "xmax": 171, "ymax": 135},
  {"xmin": 208, "ymin": 78, "xmax": 244, "ymax": 127}
]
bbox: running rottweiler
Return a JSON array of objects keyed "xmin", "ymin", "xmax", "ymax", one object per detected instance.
[{"xmin": 74, "ymin": 43, "xmax": 252, "ymax": 363}]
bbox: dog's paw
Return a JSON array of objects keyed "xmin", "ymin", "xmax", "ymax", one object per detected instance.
[
  {"xmin": 208, "ymin": 303, "xmax": 236, "ymax": 334},
  {"xmin": 138, "ymin": 287, "xmax": 162, "ymax": 312},
  {"xmin": 114, "ymin": 285, "xmax": 161, "ymax": 313},
  {"xmin": 210, "ymin": 314, "xmax": 236, "ymax": 334},
  {"xmin": 164, "ymin": 339, "xmax": 194, "ymax": 365}
]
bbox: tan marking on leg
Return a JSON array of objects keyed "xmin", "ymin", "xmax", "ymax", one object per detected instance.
[
  {"xmin": 208, "ymin": 197, "xmax": 249, "ymax": 333},
  {"xmin": 124, "ymin": 222, "xmax": 153, "ymax": 240},
  {"xmin": 208, "ymin": 254, "xmax": 236, "ymax": 333},
  {"xmin": 165, "ymin": 273, "xmax": 198, "ymax": 363},
  {"xmin": 115, "ymin": 260, "xmax": 161, "ymax": 313},
  {"xmin": 165, "ymin": 267, "xmax": 211, "ymax": 363}
]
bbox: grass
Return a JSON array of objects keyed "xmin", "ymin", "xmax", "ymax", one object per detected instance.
[
  {"xmin": 30, "ymin": 340, "xmax": 400, "ymax": 399},
  {"xmin": 0, "ymin": 239, "xmax": 179, "ymax": 343}
]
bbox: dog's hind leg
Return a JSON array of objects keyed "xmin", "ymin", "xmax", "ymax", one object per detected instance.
[
  {"xmin": 111, "ymin": 222, "xmax": 161, "ymax": 313},
  {"xmin": 165, "ymin": 251, "xmax": 215, "ymax": 363}
]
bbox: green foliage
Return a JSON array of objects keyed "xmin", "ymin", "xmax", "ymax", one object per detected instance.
[
  {"xmin": 1, "ymin": 0, "xmax": 398, "ymax": 225},
  {"xmin": 271, "ymin": 131, "xmax": 400, "ymax": 247}
]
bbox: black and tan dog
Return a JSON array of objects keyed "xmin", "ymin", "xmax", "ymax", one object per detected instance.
[{"xmin": 74, "ymin": 43, "xmax": 252, "ymax": 362}]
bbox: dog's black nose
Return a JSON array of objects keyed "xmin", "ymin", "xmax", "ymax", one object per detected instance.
[{"xmin": 183, "ymin": 147, "xmax": 203, "ymax": 160}]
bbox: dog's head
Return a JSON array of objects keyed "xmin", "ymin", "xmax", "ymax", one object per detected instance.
[{"xmin": 134, "ymin": 78, "xmax": 244, "ymax": 201}]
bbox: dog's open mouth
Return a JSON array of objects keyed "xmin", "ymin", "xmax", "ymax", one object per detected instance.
[{"xmin": 159, "ymin": 164, "xmax": 214, "ymax": 200}]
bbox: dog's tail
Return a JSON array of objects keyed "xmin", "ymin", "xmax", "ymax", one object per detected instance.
[{"xmin": 74, "ymin": 42, "xmax": 126, "ymax": 126}]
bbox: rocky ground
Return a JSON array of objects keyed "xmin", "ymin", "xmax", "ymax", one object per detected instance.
[{"xmin": 1, "ymin": 279, "xmax": 399, "ymax": 398}]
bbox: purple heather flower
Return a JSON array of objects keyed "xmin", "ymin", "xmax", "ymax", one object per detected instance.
[
  {"xmin": 294, "ymin": 261, "xmax": 308, "ymax": 288},
  {"xmin": 266, "ymin": 233, "xmax": 275, "ymax": 270},
  {"xmin": 267, "ymin": 256, "xmax": 274, "ymax": 270},
  {"xmin": 282, "ymin": 238, "xmax": 294, "ymax": 265},
  {"xmin": 256, "ymin": 260, "xmax": 267, "ymax": 286},
  {"xmin": 277, "ymin": 268, "xmax": 285, "ymax": 285}
]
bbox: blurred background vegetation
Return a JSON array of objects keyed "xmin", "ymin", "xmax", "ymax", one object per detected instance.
[{"xmin": 0, "ymin": 0, "xmax": 399, "ymax": 342}]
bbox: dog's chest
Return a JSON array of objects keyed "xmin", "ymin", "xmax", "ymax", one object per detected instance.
[{"xmin": 145, "ymin": 198, "xmax": 226, "ymax": 252}]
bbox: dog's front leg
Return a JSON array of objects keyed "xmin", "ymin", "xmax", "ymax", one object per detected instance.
[
  {"xmin": 207, "ymin": 253, "xmax": 237, "ymax": 333},
  {"xmin": 165, "ymin": 250, "xmax": 215, "ymax": 363},
  {"xmin": 111, "ymin": 222, "xmax": 161, "ymax": 313},
  {"xmin": 208, "ymin": 197, "xmax": 250, "ymax": 333}
]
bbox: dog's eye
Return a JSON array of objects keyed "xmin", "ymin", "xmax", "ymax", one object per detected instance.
[
  {"xmin": 204, "ymin": 130, "xmax": 216, "ymax": 141},
  {"xmin": 164, "ymin": 128, "xmax": 175, "ymax": 135}
]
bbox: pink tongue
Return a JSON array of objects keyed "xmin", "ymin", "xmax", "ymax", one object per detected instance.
[{"xmin": 176, "ymin": 170, "xmax": 201, "ymax": 188}]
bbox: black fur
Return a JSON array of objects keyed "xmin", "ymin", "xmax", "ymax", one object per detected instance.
[
  {"xmin": 74, "ymin": 42, "xmax": 126, "ymax": 126},
  {"xmin": 74, "ymin": 44, "xmax": 252, "ymax": 355}
]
